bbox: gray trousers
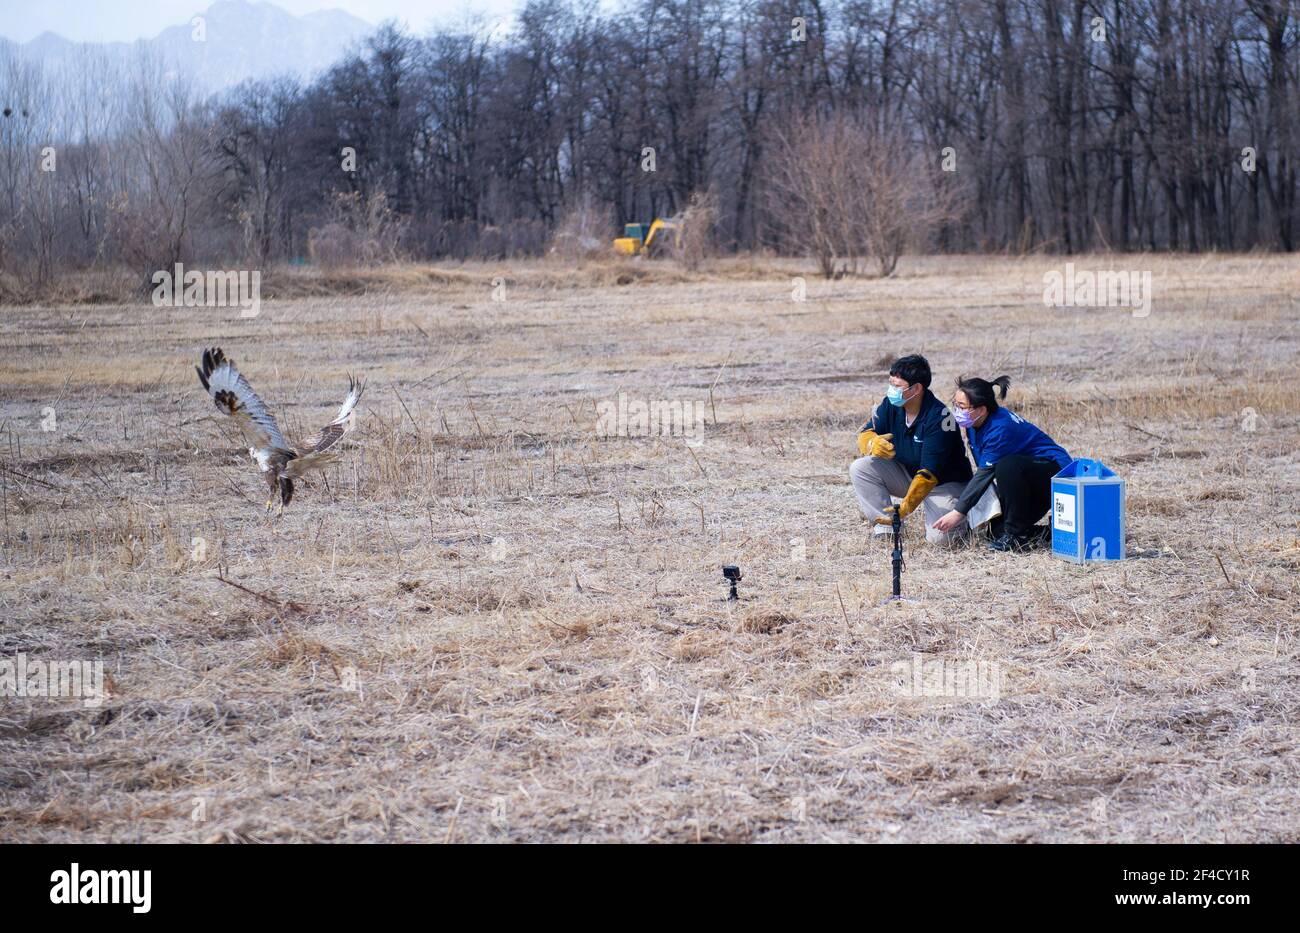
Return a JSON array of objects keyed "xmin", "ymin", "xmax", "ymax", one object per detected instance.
[{"xmin": 849, "ymin": 455, "xmax": 1001, "ymax": 546}]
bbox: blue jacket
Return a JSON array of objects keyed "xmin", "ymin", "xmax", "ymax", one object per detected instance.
[
  {"xmin": 952, "ymin": 407, "xmax": 1070, "ymax": 514},
  {"xmin": 967, "ymin": 407, "xmax": 1071, "ymax": 471}
]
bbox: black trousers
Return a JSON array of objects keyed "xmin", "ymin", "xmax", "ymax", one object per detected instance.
[{"xmin": 993, "ymin": 455, "xmax": 1060, "ymax": 536}]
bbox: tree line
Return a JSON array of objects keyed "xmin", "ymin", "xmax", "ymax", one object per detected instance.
[{"xmin": 1, "ymin": 0, "xmax": 1297, "ymax": 287}]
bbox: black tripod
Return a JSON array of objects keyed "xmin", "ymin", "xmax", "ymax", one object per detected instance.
[{"xmin": 890, "ymin": 508, "xmax": 904, "ymax": 599}]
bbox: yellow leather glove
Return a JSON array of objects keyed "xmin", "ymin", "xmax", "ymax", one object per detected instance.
[
  {"xmin": 857, "ymin": 431, "xmax": 894, "ymax": 458},
  {"xmin": 875, "ymin": 469, "xmax": 938, "ymax": 525}
]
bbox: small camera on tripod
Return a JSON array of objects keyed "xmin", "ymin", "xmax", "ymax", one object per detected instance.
[{"xmin": 722, "ymin": 564, "xmax": 742, "ymax": 601}]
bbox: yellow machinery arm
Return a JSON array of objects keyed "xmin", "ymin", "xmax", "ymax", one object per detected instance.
[{"xmin": 612, "ymin": 218, "xmax": 679, "ymax": 256}]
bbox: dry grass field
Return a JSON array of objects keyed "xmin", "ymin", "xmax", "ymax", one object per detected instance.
[{"xmin": 1, "ymin": 254, "xmax": 1297, "ymax": 843}]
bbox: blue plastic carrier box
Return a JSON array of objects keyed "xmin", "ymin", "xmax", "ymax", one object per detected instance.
[{"xmin": 1051, "ymin": 458, "xmax": 1125, "ymax": 563}]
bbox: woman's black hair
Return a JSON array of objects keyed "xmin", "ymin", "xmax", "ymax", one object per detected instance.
[{"xmin": 955, "ymin": 374, "xmax": 1011, "ymax": 411}]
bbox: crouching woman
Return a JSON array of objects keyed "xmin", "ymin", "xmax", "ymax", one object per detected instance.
[{"xmin": 931, "ymin": 375, "xmax": 1072, "ymax": 552}]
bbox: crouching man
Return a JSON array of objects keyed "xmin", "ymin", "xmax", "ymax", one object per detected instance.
[{"xmin": 849, "ymin": 354, "xmax": 981, "ymax": 546}]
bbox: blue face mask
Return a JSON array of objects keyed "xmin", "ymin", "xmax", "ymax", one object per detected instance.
[{"xmin": 886, "ymin": 384, "xmax": 915, "ymax": 407}]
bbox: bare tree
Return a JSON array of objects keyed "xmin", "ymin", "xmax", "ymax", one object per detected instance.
[
  {"xmin": 216, "ymin": 77, "xmax": 301, "ymax": 265},
  {"xmin": 765, "ymin": 112, "xmax": 958, "ymax": 277},
  {"xmin": 668, "ymin": 187, "xmax": 718, "ymax": 270},
  {"xmin": 108, "ymin": 54, "xmax": 219, "ymax": 287}
]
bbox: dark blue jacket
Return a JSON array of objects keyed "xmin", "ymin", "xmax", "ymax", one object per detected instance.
[{"xmin": 862, "ymin": 389, "xmax": 972, "ymax": 486}]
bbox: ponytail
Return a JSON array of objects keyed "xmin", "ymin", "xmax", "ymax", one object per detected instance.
[{"xmin": 956, "ymin": 374, "xmax": 1011, "ymax": 411}]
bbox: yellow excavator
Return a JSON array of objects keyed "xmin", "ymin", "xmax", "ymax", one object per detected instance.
[{"xmin": 613, "ymin": 218, "xmax": 679, "ymax": 256}]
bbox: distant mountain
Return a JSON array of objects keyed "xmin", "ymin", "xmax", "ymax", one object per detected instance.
[{"xmin": 0, "ymin": 1, "xmax": 375, "ymax": 96}]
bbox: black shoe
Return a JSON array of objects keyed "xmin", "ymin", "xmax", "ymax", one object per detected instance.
[{"xmin": 987, "ymin": 526, "xmax": 1050, "ymax": 553}]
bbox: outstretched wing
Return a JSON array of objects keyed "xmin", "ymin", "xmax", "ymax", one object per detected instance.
[
  {"xmin": 298, "ymin": 375, "xmax": 365, "ymax": 455},
  {"xmin": 195, "ymin": 347, "xmax": 288, "ymax": 451}
]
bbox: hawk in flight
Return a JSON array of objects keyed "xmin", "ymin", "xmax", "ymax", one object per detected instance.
[{"xmin": 196, "ymin": 347, "xmax": 365, "ymax": 515}]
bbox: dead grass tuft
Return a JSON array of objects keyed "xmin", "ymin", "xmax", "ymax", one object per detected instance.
[{"xmin": 738, "ymin": 609, "xmax": 798, "ymax": 634}]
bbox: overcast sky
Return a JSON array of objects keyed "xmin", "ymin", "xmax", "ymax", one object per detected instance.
[{"xmin": 1, "ymin": 0, "xmax": 521, "ymax": 43}]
